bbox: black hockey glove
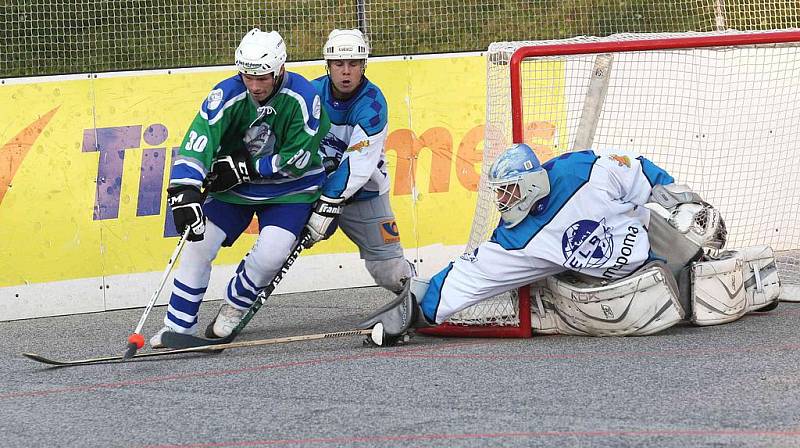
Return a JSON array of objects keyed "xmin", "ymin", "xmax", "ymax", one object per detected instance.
[
  {"xmin": 306, "ymin": 197, "xmax": 344, "ymax": 245},
  {"xmin": 167, "ymin": 185, "xmax": 205, "ymax": 242},
  {"xmin": 322, "ymin": 156, "xmax": 340, "ymax": 174},
  {"xmin": 205, "ymin": 148, "xmax": 256, "ymax": 193}
]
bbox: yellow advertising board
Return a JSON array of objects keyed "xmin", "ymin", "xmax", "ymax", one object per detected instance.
[{"xmin": 0, "ymin": 54, "xmax": 491, "ymax": 319}]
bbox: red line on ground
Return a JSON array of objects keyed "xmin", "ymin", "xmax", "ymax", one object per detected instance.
[
  {"xmin": 3, "ymin": 341, "xmax": 479, "ymax": 400},
  {"xmin": 5, "ymin": 339, "xmax": 797, "ymax": 400},
  {"xmin": 392, "ymin": 342, "xmax": 800, "ymax": 362}
]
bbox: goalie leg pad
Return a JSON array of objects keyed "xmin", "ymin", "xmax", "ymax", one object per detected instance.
[
  {"xmin": 731, "ymin": 245, "xmax": 781, "ymax": 309},
  {"xmin": 539, "ymin": 262, "xmax": 684, "ymax": 336},
  {"xmin": 529, "ymin": 283, "xmax": 588, "ymax": 336},
  {"xmin": 690, "ymin": 253, "xmax": 746, "ymax": 325}
]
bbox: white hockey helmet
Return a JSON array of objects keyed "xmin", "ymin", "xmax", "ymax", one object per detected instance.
[
  {"xmin": 323, "ymin": 29, "xmax": 369, "ymax": 61},
  {"xmin": 235, "ymin": 28, "xmax": 287, "ymax": 76},
  {"xmin": 488, "ymin": 143, "xmax": 551, "ymax": 228}
]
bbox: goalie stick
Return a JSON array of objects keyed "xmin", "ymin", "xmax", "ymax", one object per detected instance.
[
  {"xmin": 162, "ymin": 231, "xmax": 314, "ymax": 350},
  {"xmin": 22, "ymin": 328, "xmax": 377, "ymax": 368}
]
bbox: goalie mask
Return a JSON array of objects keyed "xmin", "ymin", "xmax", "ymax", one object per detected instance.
[
  {"xmin": 235, "ymin": 28, "xmax": 287, "ymax": 77},
  {"xmin": 488, "ymin": 143, "xmax": 551, "ymax": 228},
  {"xmin": 323, "ymin": 29, "xmax": 369, "ymax": 62}
]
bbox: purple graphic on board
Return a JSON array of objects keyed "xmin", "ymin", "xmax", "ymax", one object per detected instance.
[{"xmin": 82, "ymin": 123, "xmax": 180, "ymax": 237}]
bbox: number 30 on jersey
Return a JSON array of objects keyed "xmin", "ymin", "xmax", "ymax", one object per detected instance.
[{"xmin": 184, "ymin": 131, "xmax": 208, "ymax": 152}]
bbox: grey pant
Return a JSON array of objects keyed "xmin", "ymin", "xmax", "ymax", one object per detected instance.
[{"xmin": 339, "ymin": 193, "xmax": 404, "ymax": 261}]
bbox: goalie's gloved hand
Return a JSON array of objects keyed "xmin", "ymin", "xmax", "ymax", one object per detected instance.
[
  {"xmin": 306, "ymin": 196, "xmax": 344, "ymax": 245},
  {"xmin": 205, "ymin": 148, "xmax": 256, "ymax": 193},
  {"xmin": 167, "ymin": 185, "xmax": 205, "ymax": 242}
]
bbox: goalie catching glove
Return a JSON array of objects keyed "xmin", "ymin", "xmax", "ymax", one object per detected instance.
[
  {"xmin": 205, "ymin": 148, "xmax": 256, "ymax": 193},
  {"xmin": 649, "ymin": 183, "xmax": 727, "ymax": 250},
  {"xmin": 305, "ymin": 196, "xmax": 344, "ymax": 245},
  {"xmin": 167, "ymin": 185, "xmax": 205, "ymax": 242}
]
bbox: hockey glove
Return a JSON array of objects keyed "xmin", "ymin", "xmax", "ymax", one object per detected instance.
[
  {"xmin": 306, "ymin": 197, "xmax": 344, "ymax": 245},
  {"xmin": 167, "ymin": 185, "xmax": 205, "ymax": 242},
  {"xmin": 322, "ymin": 156, "xmax": 340, "ymax": 174},
  {"xmin": 205, "ymin": 148, "xmax": 256, "ymax": 193}
]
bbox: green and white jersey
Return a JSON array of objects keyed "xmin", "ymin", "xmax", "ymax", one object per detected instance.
[{"xmin": 170, "ymin": 72, "xmax": 331, "ymax": 204}]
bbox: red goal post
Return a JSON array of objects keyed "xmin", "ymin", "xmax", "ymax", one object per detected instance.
[{"xmin": 420, "ymin": 29, "xmax": 800, "ymax": 338}]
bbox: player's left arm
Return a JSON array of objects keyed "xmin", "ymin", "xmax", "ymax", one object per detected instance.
[{"xmin": 322, "ymin": 122, "xmax": 388, "ymax": 202}]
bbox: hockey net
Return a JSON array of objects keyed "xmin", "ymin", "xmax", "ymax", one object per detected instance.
[{"xmin": 422, "ymin": 29, "xmax": 800, "ymax": 338}]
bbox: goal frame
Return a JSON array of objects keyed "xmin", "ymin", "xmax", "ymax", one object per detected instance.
[{"xmin": 420, "ymin": 29, "xmax": 800, "ymax": 339}]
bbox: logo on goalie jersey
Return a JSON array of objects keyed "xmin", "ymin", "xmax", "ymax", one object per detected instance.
[
  {"xmin": 562, "ymin": 218, "xmax": 614, "ymax": 270},
  {"xmin": 608, "ymin": 154, "xmax": 631, "ymax": 168}
]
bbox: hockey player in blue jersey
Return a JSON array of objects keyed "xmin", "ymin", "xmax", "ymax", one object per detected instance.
[
  {"xmin": 305, "ymin": 29, "xmax": 414, "ymax": 294},
  {"xmin": 150, "ymin": 29, "xmax": 331, "ymax": 347},
  {"xmin": 359, "ymin": 143, "xmax": 780, "ymax": 345}
]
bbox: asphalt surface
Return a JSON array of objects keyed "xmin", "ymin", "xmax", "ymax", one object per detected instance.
[{"xmin": 2, "ymin": 287, "xmax": 799, "ymax": 448}]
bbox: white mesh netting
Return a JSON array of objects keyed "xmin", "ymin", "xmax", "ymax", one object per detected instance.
[
  {"xmin": 449, "ymin": 29, "xmax": 800, "ymax": 331},
  {"xmin": 3, "ymin": 1, "xmax": 800, "ymax": 77}
]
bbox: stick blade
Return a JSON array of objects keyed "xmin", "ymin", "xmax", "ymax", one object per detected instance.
[
  {"xmin": 22, "ymin": 352, "xmax": 122, "ymax": 367},
  {"xmin": 122, "ymin": 342, "xmax": 138, "ymax": 360},
  {"xmin": 161, "ymin": 331, "xmax": 233, "ymax": 349}
]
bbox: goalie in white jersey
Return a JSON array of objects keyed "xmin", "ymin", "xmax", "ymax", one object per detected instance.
[
  {"xmin": 359, "ymin": 143, "xmax": 781, "ymax": 344},
  {"xmin": 305, "ymin": 29, "xmax": 414, "ymax": 293}
]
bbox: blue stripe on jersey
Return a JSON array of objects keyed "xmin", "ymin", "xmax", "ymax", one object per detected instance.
[
  {"xmin": 284, "ymin": 72, "xmax": 320, "ymax": 131},
  {"xmin": 312, "ymin": 75, "xmax": 387, "ymax": 137},
  {"xmin": 421, "ymin": 262, "xmax": 455, "ymax": 322},
  {"xmin": 170, "ymin": 162, "xmax": 204, "ymax": 185},
  {"xmin": 321, "ymin": 157, "xmax": 350, "ymax": 199},
  {"xmin": 637, "ymin": 156, "xmax": 675, "ymax": 186},
  {"xmin": 231, "ymin": 170, "xmax": 326, "ymax": 199},
  {"xmin": 201, "ymin": 75, "xmax": 247, "ymax": 123},
  {"xmin": 491, "ymin": 151, "xmax": 599, "ymax": 251}
]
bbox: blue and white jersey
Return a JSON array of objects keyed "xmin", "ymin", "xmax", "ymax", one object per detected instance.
[
  {"xmin": 419, "ymin": 148, "xmax": 676, "ymax": 323},
  {"xmin": 311, "ymin": 75, "xmax": 391, "ymax": 202}
]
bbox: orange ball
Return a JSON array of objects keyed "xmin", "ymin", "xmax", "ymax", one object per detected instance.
[{"xmin": 128, "ymin": 333, "xmax": 145, "ymax": 349}]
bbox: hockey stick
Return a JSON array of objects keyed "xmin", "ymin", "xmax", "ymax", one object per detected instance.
[
  {"xmin": 161, "ymin": 231, "xmax": 314, "ymax": 349},
  {"xmin": 23, "ymin": 327, "xmax": 377, "ymax": 368},
  {"xmin": 122, "ymin": 226, "xmax": 191, "ymax": 360}
]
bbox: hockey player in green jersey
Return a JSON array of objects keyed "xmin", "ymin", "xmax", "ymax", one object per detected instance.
[{"xmin": 150, "ymin": 28, "xmax": 331, "ymax": 347}]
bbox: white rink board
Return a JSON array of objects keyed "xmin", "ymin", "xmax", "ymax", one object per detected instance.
[{"xmin": 0, "ymin": 244, "xmax": 464, "ymax": 321}]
